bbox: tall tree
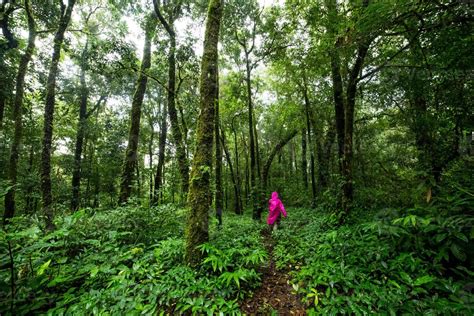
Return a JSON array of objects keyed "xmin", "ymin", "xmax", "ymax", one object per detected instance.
[
  {"xmin": 153, "ymin": 0, "xmax": 189, "ymax": 197},
  {"xmin": 185, "ymin": 0, "xmax": 222, "ymax": 266},
  {"xmin": 119, "ymin": 15, "xmax": 156, "ymax": 203},
  {"xmin": 41, "ymin": 0, "xmax": 76, "ymax": 229},
  {"xmin": 153, "ymin": 100, "xmax": 167, "ymax": 205},
  {"xmin": 301, "ymin": 76, "xmax": 317, "ymax": 207},
  {"xmin": 324, "ymin": 0, "xmax": 371, "ymax": 220},
  {"xmin": 71, "ymin": 41, "xmax": 89, "ymax": 211},
  {"xmin": 220, "ymin": 127, "xmax": 242, "ymax": 214},
  {"xmin": 215, "ymin": 68, "xmax": 223, "ymax": 215},
  {"xmin": 70, "ymin": 6, "xmax": 108, "ymax": 211},
  {"xmin": 301, "ymin": 127, "xmax": 308, "ymax": 189},
  {"xmin": 0, "ymin": 0, "xmax": 19, "ymax": 130},
  {"xmin": 4, "ymin": 0, "xmax": 36, "ymax": 224}
]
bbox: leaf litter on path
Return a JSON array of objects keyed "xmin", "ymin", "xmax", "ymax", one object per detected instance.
[{"xmin": 240, "ymin": 229, "xmax": 306, "ymax": 315}]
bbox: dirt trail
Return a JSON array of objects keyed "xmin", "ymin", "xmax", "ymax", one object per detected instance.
[{"xmin": 240, "ymin": 229, "xmax": 306, "ymax": 315}]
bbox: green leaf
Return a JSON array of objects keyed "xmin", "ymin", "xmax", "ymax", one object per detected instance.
[
  {"xmin": 37, "ymin": 259, "xmax": 51, "ymax": 276},
  {"xmin": 414, "ymin": 275, "xmax": 434, "ymax": 286},
  {"xmin": 435, "ymin": 233, "xmax": 447, "ymax": 243},
  {"xmin": 454, "ymin": 232, "xmax": 468, "ymax": 243},
  {"xmin": 90, "ymin": 266, "xmax": 99, "ymax": 278},
  {"xmin": 450, "ymin": 243, "xmax": 466, "ymax": 261},
  {"xmin": 400, "ymin": 272, "xmax": 412, "ymax": 285},
  {"xmin": 388, "ymin": 280, "xmax": 401, "ymax": 289}
]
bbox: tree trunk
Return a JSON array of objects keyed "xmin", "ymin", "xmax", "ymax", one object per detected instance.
[
  {"xmin": 24, "ymin": 142, "xmax": 35, "ymax": 214},
  {"xmin": 4, "ymin": 0, "xmax": 36, "ymax": 224},
  {"xmin": 148, "ymin": 116, "xmax": 154, "ymax": 204},
  {"xmin": 331, "ymin": 53, "xmax": 345, "ymax": 172},
  {"xmin": 302, "ymin": 83, "xmax": 317, "ymax": 207},
  {"xmin": 318, "ymin": 122, "xmax": 335, "ymax": 190},
  {"xmin": 41, "ymin": 0, "xmax": 75, "ymax": 230},
  {"xmin": 71, "ymin": 41, "xmax": 89, "ymax": 211},
  {"xmin": 153, "ymin": 101, "xmax": 167, "ymax": 205},
  {"xmin": 231, "ymin": 118, "xmax": 242, "ymax": 212},
  {"xmin": 342, "ymin": 39, "xmax": 370, "ymax": 218},
  {"xmin": 0, "ymin": 0, "xmax": 18, "ymax": 132},
  {"xmin": 0, "ymin": 97, "xmax": 4, "ymax": 130},
  {"xmin": 93, "ymin": 163, "xmax": 100, "ymax": 208},
  {"xmin": 245, "ymin": 57, "xmax": 259, "ymax": 220},
  {"xmin": 185, "ymin": 0, "xmax": 222, "ymax": 266},
  {"xmin": 262, "ymin": 130, "xmax": 298, "ymax": 192},
  {"xmin": 136, "ymin": 160, "xmax": 141, "ymax": 198},
  {"xmin": 220, "ymin": 127, "xmax": 242, "ymax": 214},
  {"xmin": 215, "ymin": 70, "xmax": 223, "ymax": 214},
  {"xmin": 153, "ymin": 1, "xmax": 189, "ymax": 197},
  {"xmin": 119, "ymin": 17, "xmax": 155, "ymax": 204},
  {"xmin": 301, "ymin": 128, "xmax": 308, "ymax": 189},
  {"xmin": 324, "ymin": 0, "xmax": 345, "ymax": 173}
]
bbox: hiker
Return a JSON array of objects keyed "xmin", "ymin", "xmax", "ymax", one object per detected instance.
[{"xmin": 267, "ymin": 191, "xmax": 287, "ymax": 232}]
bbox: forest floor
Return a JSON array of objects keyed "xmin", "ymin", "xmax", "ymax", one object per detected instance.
[{"xmin": 240, "ymin": 228, "xmax": 306, "ymax": 315}]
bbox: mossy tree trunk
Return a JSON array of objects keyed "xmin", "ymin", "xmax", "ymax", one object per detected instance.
[
  {"xmin": 119, "ymin": 17, "xmax": 156, "ymax": 204},
  {"xmin": 214, "ymin": 69, "xmax": 223, "ymax": 214},
  {"xmin": 185, "ymin": 0, "xmax": 222, "ymax": 266},
  {"xmin": 41, "ymin": 0, "xmax": 76, "ymax": 230},
  {"xmin": 4, "ymin": 0, "xmax": 36, "ymax": 225}
]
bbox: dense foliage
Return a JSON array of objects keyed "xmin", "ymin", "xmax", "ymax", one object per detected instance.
[
  {"xmin": 0, "ymin": 0, "xmax": 472, "ymax": 313},
  {"xmin": 274, "ymin": 158, "xmax": 474, "ymax": 314},
  {"xmin": 1, "ymin": 205, "xmax": 267, "ymax": 314}
]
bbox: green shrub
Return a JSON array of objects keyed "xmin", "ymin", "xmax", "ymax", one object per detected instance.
[{"xmin": 0, "ymin": 204, "xmax": 266, "ymax": 315}]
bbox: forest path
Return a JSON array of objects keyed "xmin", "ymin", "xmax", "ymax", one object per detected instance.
[{"xmin": 240, "ymin": 228, "xmax": 306, "ymax": 315}]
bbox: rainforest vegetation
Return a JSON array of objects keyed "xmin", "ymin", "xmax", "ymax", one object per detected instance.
[{"xmin": 0, "ymin": 0, "xmax": 473, "ymax": 314}]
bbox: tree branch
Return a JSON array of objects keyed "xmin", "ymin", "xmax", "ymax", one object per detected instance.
[
  {"xmin": 0, "ymin": 1, "xmax": 18, "ymax": 50},
  {"xmin": 117, "ymin": 61, "xmax": 171, "ymax": 93},
  {"xmin": 358, "ymin": 17, "xmax": 424, "ymax": 83},
  {"xmin": 86, "ymin": 94, "xmax": 107, "ymax": 118},
  {"xmin": 153, "ymin": 0, "xmax": 175, "ymax": 37}
]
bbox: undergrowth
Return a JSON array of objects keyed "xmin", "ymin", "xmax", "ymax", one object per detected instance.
[
  {"xmin": 273, "ymin": 159, "xmax": 474, "ymax": 314},
  {"xmin": 0, "ymin": 205, "xmax": 266, "ymax": 315}
]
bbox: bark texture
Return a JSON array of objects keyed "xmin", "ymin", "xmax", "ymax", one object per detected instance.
[
  {"xmin": 214, "ymin": 71, "xmax": 223, "ymax": 214},
  {"xmin": 119, "ymin": 17, "xmax": 155, "ymax": 203},
  {"xmin": 41, "ymin": 0, "xmax": 76, "ymax": 229},
  {"xmin": 185, "ymin": 0, "xmax": 222, "ymax": 266},
  {"xmin": 4, "ymin": 0, "xmax": 36, "ymax": 224}
]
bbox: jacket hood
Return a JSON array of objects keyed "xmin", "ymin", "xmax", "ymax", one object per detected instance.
[{"xmin": 271, "ymin": 192, "xmax": 279, "ymax": 200}]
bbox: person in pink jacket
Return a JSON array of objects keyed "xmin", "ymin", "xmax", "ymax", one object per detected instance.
[{"xmin": 267, "ymin": 191, "xmax": 287, "ymax": 231}]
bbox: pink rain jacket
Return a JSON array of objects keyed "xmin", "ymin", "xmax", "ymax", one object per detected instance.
[{"xmin": 267, "ymin": 192, "xmax": 287, "ymax": 225}]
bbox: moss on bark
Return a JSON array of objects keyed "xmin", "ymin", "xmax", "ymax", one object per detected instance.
[{"xmin": 185, "ymin": 0, "xmax": 222, "ymax": 266}]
